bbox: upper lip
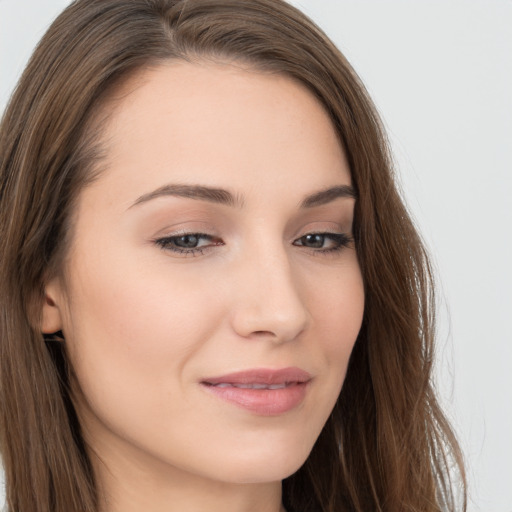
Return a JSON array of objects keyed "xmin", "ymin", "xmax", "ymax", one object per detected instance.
[{"xmin": 201, "ymin": 367, "xmax": 312, "ymax": 386}]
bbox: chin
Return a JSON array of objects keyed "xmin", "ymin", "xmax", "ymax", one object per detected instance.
[{"xmin": 207, "ymin": 436, "xmax": 314, "ymax": 485}]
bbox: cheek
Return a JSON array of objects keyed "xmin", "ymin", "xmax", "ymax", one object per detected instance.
[
  {"xmin": 61, "ymin": 249, "xmax": 225, "ymax": 415},
  {"xmin": 68, "ymin": 238, "xmax": 219, "ymax": 337},
  {"xmin": 308, "ymin": 259, "xmax": 364, "ymax": 354},
  {"xmin": 294, "ymin": 257, "xmax": 364, "ymax": 416},
  {"xmin": 312, "ymin": 263, "xmax": 364, "ymax": 409}
]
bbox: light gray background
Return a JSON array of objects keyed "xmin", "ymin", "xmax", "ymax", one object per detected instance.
[{"xmin": 1, "ymin": 1, "xmax": 511, "ymax": 511}]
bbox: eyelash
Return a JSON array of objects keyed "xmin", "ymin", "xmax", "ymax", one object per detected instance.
[
  {"xmin": 154, "ymin": 232, "xmax": 353, "ymax": 257},
  {"xmin": 154, "ymin": 233, "xmax": 222, "ymax": 256}
]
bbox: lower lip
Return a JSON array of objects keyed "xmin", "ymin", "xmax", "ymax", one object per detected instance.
[{"xmin": 201, "ymin": 382, "xmax": 309, "ymax": 416}]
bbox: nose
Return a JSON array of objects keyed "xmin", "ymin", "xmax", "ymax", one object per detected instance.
[{"xmin": 229, "ymin": 244, "xmax": 309, "ymax": 343}]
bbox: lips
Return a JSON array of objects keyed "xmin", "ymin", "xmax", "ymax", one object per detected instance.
[
  {"xmin": 202, "ymin": 367, "xmax": 311, "ymax": 386},
  {"xmin": 200, "ymin": 367, "xmax": 311, "ymax": 415},
  {"xmin": 210, "ymin": 382, "xmax": 289, "ymax": 389}
]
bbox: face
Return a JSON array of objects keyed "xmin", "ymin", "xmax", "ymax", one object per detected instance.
[{"xmin": 44, "ymin": 61, "xmax": 364, "ymax": 488}]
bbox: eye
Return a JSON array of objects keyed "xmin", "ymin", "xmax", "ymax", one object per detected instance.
[
  {"xmin": 170, "ymin": 234, "xmax": 203, "ymax": 248},
  {"xmin": 154, "ymin": 233, "xmax": 222, "ymax": 255},
  {"xmin": 293, "ymin": 232, "xmax": 352, "ymax": 253}
]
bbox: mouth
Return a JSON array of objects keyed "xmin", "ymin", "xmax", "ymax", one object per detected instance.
[
  {"xmin": 200, "ymin": 367, "xmax": 311, "ymax": 415},
  {"xmin": 201, "ymin": 367, "xmax": 311, "ymax": 386},
  {"xmin": 205, "ymin": 382, "xmax": 293, "ymax": 390}
]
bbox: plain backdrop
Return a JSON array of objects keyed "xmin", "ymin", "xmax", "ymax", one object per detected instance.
[{"xmin": 1, "ymin": 1, "xmax": 511, "ymax": 511}]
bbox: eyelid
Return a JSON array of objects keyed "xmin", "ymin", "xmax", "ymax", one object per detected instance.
[
  {"xmin": 292, "ymin": 217, "xmax": 351, "ymax": 233},
  {"xmin": 152, "ymin": 221, "xmax": 218, "ymax": 238}
]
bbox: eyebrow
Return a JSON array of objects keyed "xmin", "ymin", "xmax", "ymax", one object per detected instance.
[
  {"xmin": 299, "ymin": 184, "xmax": 356, "ymax": 208},
  {"xmin": 130, "ymin": 184, "xmax": 244, "ymax": 209},
  {"xmin": 129, "ymin": 183, "xmax": 356, "ymax": 210}
]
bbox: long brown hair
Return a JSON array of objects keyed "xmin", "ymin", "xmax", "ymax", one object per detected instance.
[{"xmin": 0, "ymin": 1, "xmax": 466, "ymax": 511}]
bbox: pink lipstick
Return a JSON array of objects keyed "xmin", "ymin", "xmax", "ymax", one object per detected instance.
[{"xmin": 200, "ymin": 367, "xmax": 311, "ymax": 415}]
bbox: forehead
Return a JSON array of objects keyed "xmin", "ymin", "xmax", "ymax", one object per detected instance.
[{"xmin": 85, "ymin": 60, "xmax": 350, "ymax": 209}]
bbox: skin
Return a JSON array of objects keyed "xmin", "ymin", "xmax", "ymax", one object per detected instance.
[{"xmin": 42, "ymin": 61, "xmax": 365, "ymax": 512}]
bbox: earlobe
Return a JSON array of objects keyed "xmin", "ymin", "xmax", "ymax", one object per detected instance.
[{"xmin": 41, "ymin": 282, "xmax": 64, "ymax": 334}]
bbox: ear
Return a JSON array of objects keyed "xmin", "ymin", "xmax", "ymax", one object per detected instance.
[{"xmin": 41, "ymin": 279, "xmax": 64, "ymax": 334}]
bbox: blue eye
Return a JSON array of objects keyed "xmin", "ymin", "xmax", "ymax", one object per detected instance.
[
  {"xmin": 293, "ymin": 232, "xmax": 352, "ymax": 253},
  {"xmin": 170, "ymin": 234, "xmax": 202, "ymax": 248},
  {"xmin": 155, "ymin": 233, "xmax": 221, "ymax": 255},
  {"xmin": 154, "ymin": 231, "xmax": 352, "ymax": 257}
]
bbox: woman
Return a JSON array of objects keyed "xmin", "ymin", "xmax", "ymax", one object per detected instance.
[{"xmin": 0, "ymin": 0, "xmax": 466, "ymax": 511}]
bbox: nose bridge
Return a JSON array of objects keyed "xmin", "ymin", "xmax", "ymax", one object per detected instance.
[{"xmin": 230, "ymin": 235, "xmax": 309, "ymax": 342}]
